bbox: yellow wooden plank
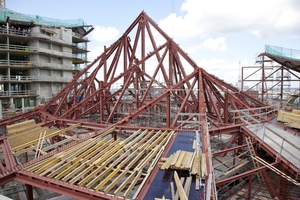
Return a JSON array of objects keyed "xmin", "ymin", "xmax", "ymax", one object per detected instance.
[
  {"xmin": 69, "ymin": 164, "xmax": 94, "ymax": 184},
  {"xmin": 160, "ymin": 153, "xmax": 173, "ymax": 170},
  {"xmin": 7, "ymin": 119, "xmax": 36, "ymax": 134},
  {"xmin": 9, "ymin": 127, "xmax": 49, "ymax": 149},
  {"xmin": 136, "ymin": 145, "xmax": 160, "ymax": 171},
  {"xmin": 71, "ymin": 138, "xmax": 108, "ymax": 164},
  {"xmin": 114, "ymin": 171, "xmax": 137, "ymax": 196},
  {"xmin": 54, "ymin": 162, "xmax": 80, "ymax": 180},
  {"xmin": 94, "ymin": 141, "xmax": 124, "ymax": 166},
  {"xmin": 103, "ymin": 168, "xmax": 129, "ymax": 194},
  {"xmin": 86, "ymin": 138, "xmax": 119, "ymax": 165},
  {"xmin": 61, "ymin": 164, "xmax": 87, "ymax": 182},
  {"xmin": 78, "ymin": 165, "xmax": 106, "ymax": 187},
  {"xmin": 85, "ymin": 165, "xmax": 110, "ymax": 189},
  {"xmin": 46, "ymin": 162, "xmax": 72, "ymax": 178},
  {"xmin": 25, "ymin": 157, "xmax": 57, "ymax": 172},
  {"xmin": 174, "ymin": 171, "xmax": 188, "ymax": 200},
  {"xmin": 34, "ymin": 159, "xmax": 61, "ymax": 175},
  {"xmin": 146, "ymin": 130, "xmax": 168, "ymax": 152},
  {"xmin": 184, "ymin": 176, "xmax": 192, "ymax": 198},
  {"xmin": 201, "ymin": 154, "xmax": 207, "ymax": 178},
  {"xmin": 170, "ymin": 150, "xmax": 181, "ymax": 166},
  {"xmin": 175, "ymin": 151, "xmax": 186, "ymax": 168},
  {"xmin": 94, "ymin": 167, "xmax": 121, "ymax": 191},
  {"xmin": 13, "ymin": 145, "xmax": 38, "ymax": 156},
  {"xmin": 123, "ymin": 170, "xmax": 143, "ymax": 199},
  {"xmin": 122, "ymin": 129, "xmax": 142, "ymax": 145}
]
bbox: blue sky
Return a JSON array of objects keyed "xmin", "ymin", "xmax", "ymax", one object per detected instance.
[{"xmin": 7, "ymin": 0, "xmax": 300, "ymax": 85}]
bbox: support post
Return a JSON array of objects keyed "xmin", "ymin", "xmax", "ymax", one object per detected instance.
[{"xmin": 25, "ymin": 184, "xmax": 33, "ymax": 200}]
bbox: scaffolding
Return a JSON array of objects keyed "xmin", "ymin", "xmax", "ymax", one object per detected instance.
[
  {"xmin": 241, "ymin": 45, "xmax": 300, "ymax": 104},
  {"xmin": 0, "ymin": 7, "xmax": 86, "ymax": 28}
]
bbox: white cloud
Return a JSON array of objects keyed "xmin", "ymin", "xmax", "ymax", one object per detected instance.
[
  {"xmin": 182, "ymin": 37, "xmax": 227, "ymax": 55},
  {"xmin": 197, "ymin": 58, "xmax": 251, "ymax": 85},
  {"xmin": 88, "ymin": 45, "xmax": 104, "ymax": 62},
  {"xmin": 200, "ymin": 37, "xmax": 227, "ymax": 52},
  {"xmin": 92, "ymin": 26, "xmax": 120, "ymax": 43},
  {"xmin": 158, "ymin": 0, "xmax": 300, "ymax": 40}
]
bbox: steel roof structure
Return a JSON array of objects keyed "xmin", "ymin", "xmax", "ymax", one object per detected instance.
[{"xmin": 0, "ymin": 11, "xmax": 299, "ymax": 200}]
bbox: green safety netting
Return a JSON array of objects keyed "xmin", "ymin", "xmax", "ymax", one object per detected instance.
[
  {"xmin": 0, "ymin": 7, "xmax": 87, "ymax": 28},
  {"xmin": 265, "ymin": 45, "xmax": 300, "ymax": 62}
]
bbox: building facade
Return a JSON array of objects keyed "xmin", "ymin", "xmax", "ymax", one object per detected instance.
[{"xmin": 0, "ymin": 7, "xmax": 93, "ymax": 111}]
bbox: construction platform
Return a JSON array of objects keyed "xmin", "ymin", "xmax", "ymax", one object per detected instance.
[{"xmin": 143, "ymin": 131, "xmax": 204, "ymax": 199}]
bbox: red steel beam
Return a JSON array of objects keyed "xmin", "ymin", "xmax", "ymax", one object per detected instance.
[
  {"xmin": 15, "ymin": 171, "xmax": 124, "ymax": 200},
  {"xmin": 1, "ymin": 139, "xmax": 16, "ymax": 171},
  {"xmin": 213, "ymin": 143, "xmax": 250, "ymax": 156},
  {"xmin": 216, "ymin": 161, "xmax": 280, "ymax": 186},
  {"xmin": 209, "ymin": 124, "xmax": 241, "ymax": 136}
]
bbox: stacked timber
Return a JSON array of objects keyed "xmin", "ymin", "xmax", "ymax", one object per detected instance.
[
  {"xmin": 277, "ymin": 109, "xmax": 300, "ymax": 129},
  {"xmin": 160, "ymin": 150, "xmax": 194, "ymax": 171},
  {"xmin": 160, "ymin": 149, "xmax": 207, "ymax": 178}
]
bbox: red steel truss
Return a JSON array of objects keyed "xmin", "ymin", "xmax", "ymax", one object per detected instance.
[{"xmin": 0, "ymin": 11, "xmax": 298, "ymax": 200}]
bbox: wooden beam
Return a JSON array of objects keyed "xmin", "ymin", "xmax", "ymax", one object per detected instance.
[{"xmin": 174, "ymin": 171, "xmax": 188, "ymax": 200}]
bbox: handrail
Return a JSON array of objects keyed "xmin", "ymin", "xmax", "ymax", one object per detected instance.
[
  {"xmin": 0, "ymin": 90, "xmax": 36, "ymax": 96},
  {"xmin": 0, "ymin": 44, "xmax": 73, "ymax": 58},
  {"xmin": 0, "ymin": 59, "xmax": 80, "ymax": 70},
  {"xmin": 0, "ymin": 75, "xmax": 72, "ymax": 82}
]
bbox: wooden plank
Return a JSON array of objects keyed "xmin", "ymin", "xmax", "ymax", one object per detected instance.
[
  {"xmin": 9, "ymin": 127, "xmax": 49, "ymax": 149},
  {"xmin": 34, "ymin": 158, "xmax": 61, "ymax": 175},
  {"xmin": 135, "ymin": 145, "xmax": 160, "ymax": 172},
  {"xmin": 7, "ymin": 119, "xmax": 36, "ymax": 134},
  {"xmin": 46, "ymin": 162, "xmax": 73, "ymax": 178},
  {"xmin": 77, "ymin": 165, "xmax": 105, "ymax": 188},
  {"xmin": 94, "ymin": 141, "xmax": 124, "ymax": 166},
  {"xmin": 54, "ymin": 162, "xmax": 80, "ymax": 180},
  {"xmin": 94, "ymin": 167, "xmax": 121, "ymax": 191},
  {"xmin": 170, "ymin": 150, "xmax": 181, "ymax": 166},
  {"xmin": 160, "ymin": 153, "xmax": 174, "ymax": 170},
  {"xmin": 13, "ymin": 145, "xmax": 37, "ymax": 156},
  {"xmin": 83, "ymin": 138, "xmax": 115, "ymax": 165},
  {"xmin": 84, "ymin": 164, "xmax": 110, "ymax": 186},
  {"xmin": 132, "ymin": 133, "xmax": 171, "ymax": 200},
  {"xmin": 25, "ymin": 156, "xmax": 56, "ymax": 172},
  {"xmin": 188, "ymin": 152, "xmax": 196, "ymax": 170},
  {"xmin": 61, "ymin": 164, "xmax": 86, "ymax": 182},
  {"xmin": 42, "ymin": 135, "xmax": 77, "ymax": 152},
  {"xmin": 123, "ymin": 170, "xmax": 143, "ymax": 199},
  {"xmin": 11, "ymin": 124, "xmax": 80, "ymax": 152},
  {"xmin": 104, "ymin": 168, "xmax": 129, "ymax": 194},
  {"xmin": 170, "ymin": 182, "xmax": 175, "ymax": 200},
  {"xmin": 174, "ymin": 171, "xmax": 188, "ymax": 200},
  {"xmin": 201, "ymin": 154, "xmax": 207, "ymax": 178},
  {"xmin": 175, "ymin": 151, "xmax": 186, "ymax": 168},
  {"xmin": 114, "ymin": 171, "xmax": 137, "ymax": 196},
  {"xmin": 184, "ymin": 176, "xmax": 192, "ymax": 198},
  {"xmin": 146, "ymin": 130, "xmax": 168, "ymax": 152}
]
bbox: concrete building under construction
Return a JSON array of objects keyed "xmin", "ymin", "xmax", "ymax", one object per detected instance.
[
  {"xmin": 0, "ymin": 7, "xmax": 93, "ymax": 115},
  {"xmin": 0, "ymin": 5, "xmax": 299, "ymax": 200}
]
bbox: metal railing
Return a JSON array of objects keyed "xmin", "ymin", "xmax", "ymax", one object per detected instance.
[
  {"xmin": 0, "ymin": 90, "xmax": 36, "ymax": 96},
  {"xmin": 0, "ymin": 59, "xmax": 77, "ymax": 70},
  {"xmin": 0, "ymin": 60, "xmax": 31, "ymax": 66},
  {"xmin": 0, "ymin": 75, "xmax": 72, "ymax": 83},
  {"xmin": 0, "ymin": 27, "xmax": 31, "ymax": 37},
  {"xmin": 0, "ymin": 44, "xmax": 73, "ymax": 58}
]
